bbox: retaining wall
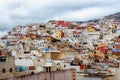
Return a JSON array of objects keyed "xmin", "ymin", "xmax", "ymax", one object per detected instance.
[{"xmin": 2, "ymin": 69, "xmax": 76, "ymax": 80}]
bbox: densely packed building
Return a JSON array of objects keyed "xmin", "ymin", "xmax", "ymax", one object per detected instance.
[{"xmin": 0, "ymin": 19, "xmax": 120, "ymax": 79}]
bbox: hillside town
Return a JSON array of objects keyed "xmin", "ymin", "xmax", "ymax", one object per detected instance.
[{"xmin": 0, "ymin": 16, "xmax": 120, "ymax": 80}]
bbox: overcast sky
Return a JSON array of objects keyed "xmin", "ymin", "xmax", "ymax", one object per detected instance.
[{"xmin": 0, "ymin": 0, "xmax": 120, "ymax": 37}]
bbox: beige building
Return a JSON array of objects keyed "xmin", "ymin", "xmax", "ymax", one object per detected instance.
[{"xmin": 0, "ymin": 56, "xmax": 15, "ymax": 79}]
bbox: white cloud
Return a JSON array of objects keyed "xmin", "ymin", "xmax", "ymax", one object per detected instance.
[{"xmin": 51, "ymin": 6, "xmax": 120, "ymax": 21}]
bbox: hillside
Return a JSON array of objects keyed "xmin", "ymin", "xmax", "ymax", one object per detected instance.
[{"xmin": 103, "ymin": 12, "xmax": 120, "ymax": 21}]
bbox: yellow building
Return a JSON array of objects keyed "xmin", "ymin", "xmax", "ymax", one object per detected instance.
[
  {"xmin": 112, "ymin": 24, "xmax": 117, "ymax": 28},
  {"xmin": 56, "ymin": 30, "xmax": 62, "ymax": 39},
  {"xmin": 88, "ymin": 27, "xmax": 95, "ymax": 32}
]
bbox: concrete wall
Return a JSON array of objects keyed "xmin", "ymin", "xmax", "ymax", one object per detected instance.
[{"xmin": 4, "ymin": 69, "xmax": 76, "ymax": 80}]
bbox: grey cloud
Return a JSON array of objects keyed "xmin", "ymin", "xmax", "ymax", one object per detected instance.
[{"xmin": 0, "ymin": 0, "xmax": 120, "ymax": 33}]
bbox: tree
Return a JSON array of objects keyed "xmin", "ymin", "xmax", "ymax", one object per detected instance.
[{"xmin": 51, "ymin": 37, "xmax": 60, "ymax": 42}]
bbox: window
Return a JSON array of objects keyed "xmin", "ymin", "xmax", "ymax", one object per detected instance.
[
  {"xmin": 9, "ymin": 68, "xmax": 12, "ymax": 73},
  {"xmin": 64, "ymin": 65, "xmax": 66, "ymax": 67},
  {"xmin": 2, "ymin": 68, "xmax": 6, "ymax": 73}
]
